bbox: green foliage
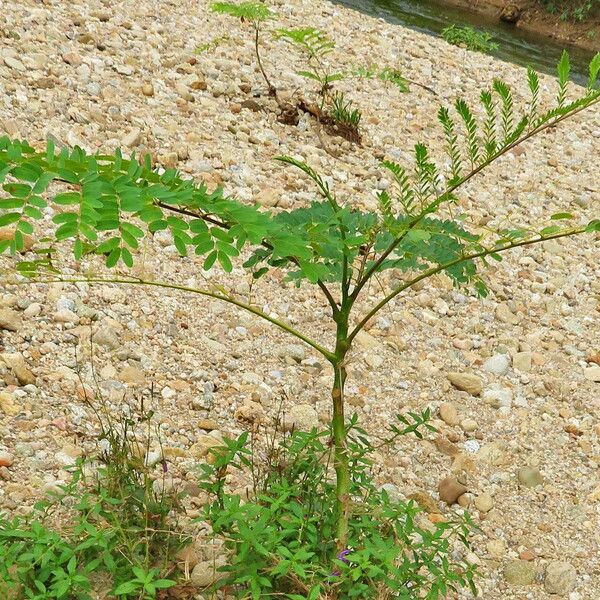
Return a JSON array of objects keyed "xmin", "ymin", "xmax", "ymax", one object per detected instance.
[
  {"xmin": 274, "ymin": 27, "xmax": 336, "ymax": 61},
  {"xmin": 198, "ymin": 415, "xmax": 476, "ymax": 599},
  {"xmin": 329, "ymin": 91, "xmax": 362, "ymax": 127},
  {"xmin": 543, "ymin": 0, "xmax": 599, "ymax": 21},
  {"xmin": 275, "ymin": 26, "xmax": 344, "ymax": 101},
  {"xmin": 441, "ymin": 25, "xmax": 499, "ymax": 53},
  {"xmin": 353, "ymin": 64, "xmax": 410, "ymax": 91},
  {"xmin": 210, "ymin": 1, "xmax": 273, "ymax": 22},
  {"xmin": 194, "ymin": 35, "xmax": 229, "ymax": 55},
  {"xmin": 0, "ymin": 400, "xmax": 184, "ymax": 599}
]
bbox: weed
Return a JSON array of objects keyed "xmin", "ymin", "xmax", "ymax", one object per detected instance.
[
  {"xmin": 441, "ymin": 24, "xmax": 499, "ymax": 53},
  {"xmin": 0, "ymin": 396, "xmax": 187, "ymax": 599}
]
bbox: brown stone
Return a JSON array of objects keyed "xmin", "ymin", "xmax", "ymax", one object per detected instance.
[
  {"xmin": 434, "ymin": 435, "xmax": 461, "ymax": 457},
  {"xmin": 438, "ymin": 476, "xmax": 468, "ymax": 505},
  {"xmin": 408, "ymin": 491, "xmax": 440, "ymax": 514}
]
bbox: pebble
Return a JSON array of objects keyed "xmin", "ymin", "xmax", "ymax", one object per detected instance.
[
  {"xmin": 544, "ymin": 561, "xmax": 577, "ymax": 596},
  {"xmin": 474, "ymin": 492, "xmax": 494, "ymax": 512},
  {"xmin": 447, "ymin": 372, "xmax": 483, "ymax": 396},
  {"xmin": 460, "ymin": 418, "xmax": 478, "ymax": 432},
  {"xmin": 438, "ymin": 476, "xmax": 467, "ymax": 505},
  {"xmin": 583, "ymin": 366, "xmax": 600, "ymax": 382},
  {"xmin": 439, "ymin": 402, "xmax": 459, "ymax": 426},
  {"xmin": 504, "ymin": 560, "xmax": 538, "ymax": 586},
  {"xmin": 4, "ymin": 56, "xmax": 26, "ymax": 71},
  {"xmin": 283, "ymin": 403, "xmax": 319, "ymax": 432},
  {"xmin": 1, "ymin": 353, "xmax": 35, "ymax": 385},
  {"xmin": 518, "ymin": 466, "xmax": 544, "ymax": 488},
  {"xmin": 483, "ymin": 353, "xmax": 511, "ymax": 376},
  {"xmin": 513, "ymin": 351, "xmax": 533, "ymax": 372},
  {"xmin": 0, "ymin": 451, "xmax": 14, "ymax": 467},
  {"xmin": 190, "ymin": 558, "xmax": 228, "ymax": 587},
  {"xmin": 0, "ymin": 308, "xmax": 22, "ymax": 331},
  {"xmin": 122, "ymin": 128, "xmax": 142, "ymax": 148}
]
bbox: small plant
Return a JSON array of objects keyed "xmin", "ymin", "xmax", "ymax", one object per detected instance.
[
  {"xmin": 275, "ymin": 27, "xmax": 343, "ymax": 107},
  {"xmin": 210, "ymin": 2, "xmax": 276, "ymax": 95},
  {"xmin": 194, "ymin": 35, "xmax": 229, "ymax": 55},
  {"xmin": 198, "ymin": 413, "xmax": 476, "ymax": 599},
  {"xmin": 1, "ymin": 51, "xmax": 600, "ymax": 598},
  {"xmin": 329, "ymin": 91, "xmax": 362, "ymax": 127},
  {"xmin": 0, "ymin": 396, "xmax": 186, "ymax": 599},
  {"xmin": 353, "ymin": 64, "xmax": 410, "ymax": 92},
  {"xmin": 441, "ymin": 24, "xmax": 499, "ymax": 53}
]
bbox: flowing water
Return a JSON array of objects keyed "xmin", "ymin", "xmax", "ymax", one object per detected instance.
[{"xmin": 338, "ymin": 0, "xmax": 597, "ymax": 85}]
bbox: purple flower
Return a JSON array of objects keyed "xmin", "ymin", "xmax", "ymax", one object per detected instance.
[{"xmin": 331, "ymin": 548, "xmax": 351, "ymax": 577}]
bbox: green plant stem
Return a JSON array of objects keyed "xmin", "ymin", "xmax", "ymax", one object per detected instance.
[
  {"xmin": 254, "ymin": 23, "xmax": 276, "ymax": 96},
  {"xmin": 330, "ymin": 305, "xmax": 350, "ymax": 550},
  {"xmin": 6, "ymin": 275, "xmax": 336, "ymax": 361},
  {"xmin": 348, "ymin": 225, "xmax": 590, "ymax": 344}
]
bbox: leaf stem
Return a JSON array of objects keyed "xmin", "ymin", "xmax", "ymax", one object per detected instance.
[
  {"xmin": 348, "ymin": 225, "xmax": 590, "ymax": 344},
  {"xmin": 6, "ymin": 275, "xmax": 336, "ymax": 361}
]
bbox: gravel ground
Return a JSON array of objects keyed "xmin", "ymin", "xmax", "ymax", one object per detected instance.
[{"xmin": 0, "ymin": 0, "xmax": 599, "ymax": 598}]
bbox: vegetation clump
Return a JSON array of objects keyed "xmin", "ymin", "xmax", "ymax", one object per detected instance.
[{"xmin": 442, "ymin": 25, "xmax": 499, "ymax": 54}]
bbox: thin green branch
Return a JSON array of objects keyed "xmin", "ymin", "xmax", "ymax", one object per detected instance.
[
  {"xmin": 350, "ymin": 92, "xmax": 600, "ymax": 301},
  {"xmin": 347, "ymin": 225, "xmax": 591, "ymax": 344},
  {"xmin": 4, "ymin": 275, "xmax": 336, "ymax": 361}
]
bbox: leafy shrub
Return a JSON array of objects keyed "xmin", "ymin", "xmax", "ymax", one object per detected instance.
[
  {"xmin": 198, "ymin": 415, "xmax": 476, "ymax": 599},
  {"xmin": 441, "ymin": 25, "xmax": 499, "ymax": 53},
  {"xmin": 0, "ymin": 50, "xmax": 599, "ymax": 598},
  {"xmin": 0, "ymin": 399, "xmax": 186, "ymax": 599}
]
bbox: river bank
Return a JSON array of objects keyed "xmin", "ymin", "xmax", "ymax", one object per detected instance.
[{"xmin": 434, "ymin": 0, "xmax": 600, "ymax": 52}]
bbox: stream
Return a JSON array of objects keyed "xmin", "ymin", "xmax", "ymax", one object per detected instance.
[{"xmin": 338, "ymin": 0, "xmax": 596, "ymax": 86}]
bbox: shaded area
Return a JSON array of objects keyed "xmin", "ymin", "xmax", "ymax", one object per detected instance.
[{"xmin": 335, "ymin": 0, "xmax": 595, "ymax": 85}]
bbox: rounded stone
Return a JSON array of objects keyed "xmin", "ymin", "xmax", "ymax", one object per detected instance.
[
  {"xmin": 544, "ymin": 561, "xmax": 577, "ymax": 596},
  {"xmin": 518, "ymin": 466, "xmax": 544, "ymax": 488},
  {"xmin": 474, "ymin": 492, "xmax": 494, "ymax": 512},
  {"xmin": 504, "ymin": 560, "xmax": 538, "ymax": 586}
]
